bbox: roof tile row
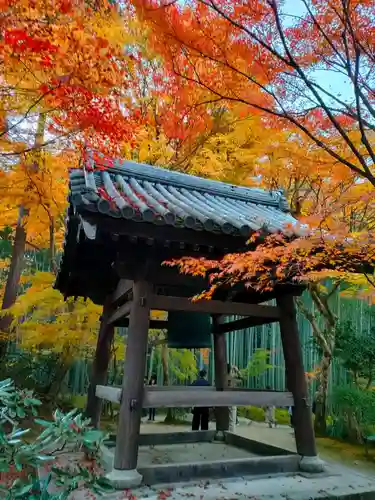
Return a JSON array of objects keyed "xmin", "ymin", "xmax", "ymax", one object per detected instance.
[{"xmin": 69, "ymin": 152, "xmax": 299, "ymax": 237}]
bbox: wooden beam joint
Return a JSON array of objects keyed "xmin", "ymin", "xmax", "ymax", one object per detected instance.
[
  {"xmin": 107, "ymin": 300, "xmax": 133, "ymax": 325},
  {"xmin": 112, "ymin": 279, "xmax": 133, "ymax": 306}
]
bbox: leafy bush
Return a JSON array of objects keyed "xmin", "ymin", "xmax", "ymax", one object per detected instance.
[
  {"xmin": 328, "ymin": 385, "xmax": 375, "ymax": 443},
  {"xmin": 239, "ymin": 349, "xmax": 274, "ymax": 381},
  {"xmin": 0, "ymin": 379, "xmax": 41, "ymax": 425},
  {"xmin": 237, "ymin": 406, "xmax": 290, "ymax": 425},
  {"xmin": 0, "ymin": 378, "xmax": 112, "ymax": 499},
  {"xmin": 3, "ymin": 352, "xmax": 70, "ymax": 402},
  {"xmin": 335, "ymin": 317, "xmax": 375, "ymax": 388}
]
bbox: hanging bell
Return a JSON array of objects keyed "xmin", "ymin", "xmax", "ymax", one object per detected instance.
[{"xmin": 167, "ymin": 311, "xmax": 212, "ymax": 349}]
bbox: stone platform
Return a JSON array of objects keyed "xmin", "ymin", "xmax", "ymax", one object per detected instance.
[
  {"xmin": 93, "ymin": 420, "xmax": 375, "ymax": 498},
  {"xmin": 102, "ymin": 430, "xmax": 301, "ymax": 485},
  {"xmin": 72, "ymin": 420, "xmax": 375, "ymax": 499}
]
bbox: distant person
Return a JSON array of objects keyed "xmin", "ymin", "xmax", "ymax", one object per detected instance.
[
  {"xmin": 227, "ymin": 364, "xmax": 241, "ymax": 430},
  {"xmin": 148, "ymin": 374, "xmax": 157, "ymax": 421},
  {"xmin": 264, "ymin": 385, "xmax": 276, "ymax": 428},
  {"xmin": 142, "ymin": 376, "xmax": 148, "ymax": 418},
  {"xmin": 191, "ymin": 369, "xmax": 210, "ymax": 431}
]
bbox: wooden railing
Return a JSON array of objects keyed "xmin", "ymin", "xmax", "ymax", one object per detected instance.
[{"xmin": 95, "ymin": 385, "xmax": 294, "ymax": 408}]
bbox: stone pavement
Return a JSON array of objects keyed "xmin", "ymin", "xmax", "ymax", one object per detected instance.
[
  {"xmin": 71, "ymin": 465, "xmax": 375, "ymax": 499},
  {"xmin": 140, "ymin": 415, "xmax": 296, "ymax": 452},
  {"xmin": 98, "ymin": 470, "xmax": 375, "ymax": 499}
]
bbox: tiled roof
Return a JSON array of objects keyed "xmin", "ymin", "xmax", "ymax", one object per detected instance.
[{"xmin": 69, "ymin": 151, "xmax": 298, "ymax": 237}]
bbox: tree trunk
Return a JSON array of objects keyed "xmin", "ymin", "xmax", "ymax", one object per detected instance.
[
  {"xmin": 0, "ymin": 113, "xmax": 46, "ymax": 359},
  {"xmin": 0, "ymin": 211, "xmax": 27, "ymax": 358},
  {"xmin": 161, "ymin": 342, "xmax": 169, "ymax": 386},
  {"xmin": 314, "ymin": 350, "xmax": 332, "ymax": 436},
  {"xmin": 49, "ymin": 217, "xmax": 57, "ymax": 275},
  {"xmin": 298, "ymin": 284, "xmax": 338, "ymax": 437}
]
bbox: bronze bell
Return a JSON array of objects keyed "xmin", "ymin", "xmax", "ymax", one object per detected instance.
[{"xmin": 167, "ymin": 311, "xmax": 212, "ymax": 349}]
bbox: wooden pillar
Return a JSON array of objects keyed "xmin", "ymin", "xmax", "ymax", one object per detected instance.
[
  {"xmin": 212, "ymin": 317, "xmax": 229, "ymax": 435},
  {"xmin": 113, "ymin": 279, "xmax": 151, "ymax": 473},
  {"xmin": 277, "ymin": 294, "xmax": 317, "ymax": 457},
  {"xmin": 85, "ymin": 298, "xmax": 114, "ymax": 428}
]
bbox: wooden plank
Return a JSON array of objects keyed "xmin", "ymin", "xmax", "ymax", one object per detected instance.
[
  {"xmin": 114, "ymin": 279, "xmax": 152, "ymax": 470},
  {"xmin": 150, "ymin": 294, "xmax": 281, "ymax": 319},
  {"xmin": 95, "ymin": 385, "xmax": 213, "ymax": 401},
  {"xmin": 146, "ymin": 385, "xmax": 213, "ymax": 391},
  {"xmin": 277, "ymin": 294, "xmax": 317, "ymax": 457},
  {"xmin": 112, "ymin": 279, "xmax": 133, "ymax": 305},
  {"xmin": 107, "ymin": 300, "xmax": 132, "ymax": 325},
  {"xmin": 143, "ymin": 388, "xmax": 294, "ymax": 408},
  {"xmin": 212, "ymin": 316, "xmax": 279, "ymax": 334},
  {"xmin": 96, "ymin": 384, "xmax": 121, "ymax": 403},
  {"xmin": 96, "ymin": 385, "xmax": 294, "ymax": 409}
]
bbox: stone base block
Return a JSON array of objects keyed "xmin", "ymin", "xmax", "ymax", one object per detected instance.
[
  {"xmin": 214, "ymin": 430, "xmax": 226, "ymax": 442},
  {"xmin": 299, "ymin": 455, "xmax": 325, "ymax": 473},
  {"xmin": 106, "ymin": 468, "xmax": 143, "ymax": 489}
]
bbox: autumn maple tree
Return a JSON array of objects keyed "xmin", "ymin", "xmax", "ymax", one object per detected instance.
[
  {"xmin": 0, "ymin": 0, "xmax": 143, "ymax": 356},
  {"xmin": 134, "ymin": 0, "xmax": 375, "ymax": 185},
  {"xmin": 132, "ymin": 0, "xmax": 375, "ymax": 433}
]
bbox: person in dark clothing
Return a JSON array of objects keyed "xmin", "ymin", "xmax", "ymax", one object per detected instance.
[
  {"xmin": 191, "ymin": 369, "xmax": 210, "ymax": 431},
  {"xmin": 142, "ymin": 376, "xmax": 148, "ymax": 418},
  {"xmin": 148, "ymin": 374, "xmax": 157, "ymax": 421}
]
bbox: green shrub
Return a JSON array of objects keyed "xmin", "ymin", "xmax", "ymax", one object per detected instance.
[
  {"xmin": 0, "ymin": 378, "xmax": 112, "ymax": 499},
  {"xmin": 275, "ymin": 408, "xmax": 290, "ymax": 425},
  {"xmin": 237, "ymin": 406, "xmax": 290, "ymax": 425},
  {"xmin": 329, "ymin": 385, "xmax": 375, "ymax": 443}
]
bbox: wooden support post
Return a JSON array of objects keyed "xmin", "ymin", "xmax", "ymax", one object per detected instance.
[
  {"xmin": 85, "ymin": 299, "xmax": 114, "ymax": 428},
  {"xmin": 110, "ymin": 279, "xmax": 151, "ymax": 487},
  {"xmin": 277, "ymin": 295, "xmax": 322, "ymax": 472},
  {"xmin": 212, "ymin": 317, "xmax": 229, "ymax": 437}
]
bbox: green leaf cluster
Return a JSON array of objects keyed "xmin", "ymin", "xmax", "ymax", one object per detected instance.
[
  {"xmin": 335, "ymin": 314, "xmax": 375, "ymax": 388},
  {"xmin": 0, "ymin": 378, "xmax": 113, "ymax": 499},
  {"xmin": 0, "ymin": 379, "xmax": 41, "ymax": 426}
]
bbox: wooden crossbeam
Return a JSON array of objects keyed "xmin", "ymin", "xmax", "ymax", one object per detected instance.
[
  {"xmin": 150, "ymin": 294, "xmax": 281, "ymax": 319},
  {"xmin": 107, "ymin": 301, "xmax": 132, "ymax": 325},
  {"xmin": 112, "ymin": 279, "xmax": 133, "ymax": 305},
  {"xmin": 95, "ymin": 385, "xmax": 294, "ymax": 408},
  {"xmin": 116, "ymin": 262, "xmax": 208, "ymax": 289},
  {"xmin": 212, "ymin": 316, "xmax": 279, "ymax": 334},
  {"xmin": 114, "ymin": 318, "xmax": 167, "ymax": 329}
]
